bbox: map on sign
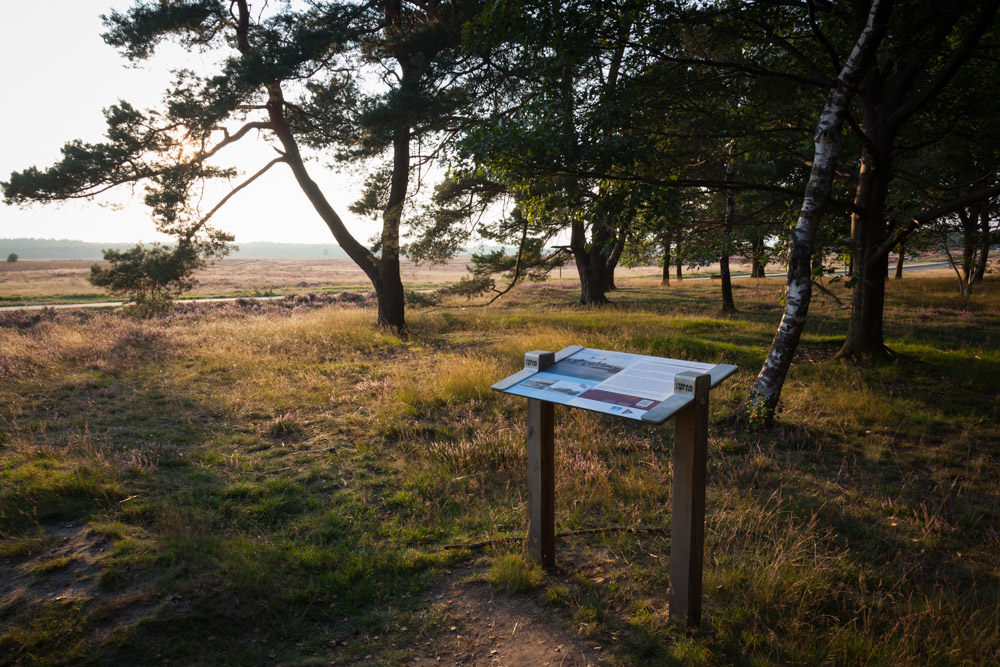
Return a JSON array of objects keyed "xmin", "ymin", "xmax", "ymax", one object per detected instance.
[{"xmin": 501, "ymin": 347, "xmax": 716, "ymax": 421}]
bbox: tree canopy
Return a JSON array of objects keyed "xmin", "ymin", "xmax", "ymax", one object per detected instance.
[{"xmin": 4, "ymin": 0, "xmax": 999, "ymax": 416}]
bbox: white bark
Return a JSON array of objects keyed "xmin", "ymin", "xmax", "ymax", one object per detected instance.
[{"xmin": 747, "ymin": 0, "xmax": 890, "ymax": 420}]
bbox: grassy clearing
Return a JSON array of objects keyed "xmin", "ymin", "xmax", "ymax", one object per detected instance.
[
  {"xmin": 0, "ymin": 276, "xmax": 998, "ymax": 665},
  {"xmin": 0, "ymin": 256, "xmax": 519, "ymax": 306}
]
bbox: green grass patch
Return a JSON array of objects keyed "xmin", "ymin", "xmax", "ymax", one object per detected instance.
[
  {"xmin": 27, "ymin": 555, "xmax": 73, "ymax": 575},
  {"xmin": 0, "ymin": 529, "xmax": 55, "ymax": 561},
  {"xmin": 486, "ymin": 553, "xmax": 545, "ymax": 593}
]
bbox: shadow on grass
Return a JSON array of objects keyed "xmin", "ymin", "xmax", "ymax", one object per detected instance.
[{"xmin": 0, "ymin": 325, "xmax": 460, "ymax": 666}]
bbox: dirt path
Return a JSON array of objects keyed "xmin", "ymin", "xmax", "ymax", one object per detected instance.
[
  {"xmin": 3, "ymin": 525, "xmax": 604, "ymax": 665},
  {"xmin": 0, "ymin": 521, "xmax": 157, "ymax": 650},
  {"xmin": 403, "ymin": 562, "xmax": 602, "ymax": 666}
]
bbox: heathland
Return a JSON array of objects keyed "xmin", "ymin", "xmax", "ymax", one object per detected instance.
[{"xmin": 0, "ymin": 264, "xmax": 997, "ymax": 665}]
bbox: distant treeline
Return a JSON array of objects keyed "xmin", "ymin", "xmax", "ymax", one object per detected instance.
[{"xmin": 0, "ymin": 238, "xmax": 349, "ymax": 260}]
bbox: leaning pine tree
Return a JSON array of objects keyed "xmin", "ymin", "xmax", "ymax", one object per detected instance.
[
  {"xmin": 745, "ymin": 0, "xmax": 892, "ymax": 425},
  {"xmin": 2, "ymin": 1, "xmax": 484, "ymax": 333}
]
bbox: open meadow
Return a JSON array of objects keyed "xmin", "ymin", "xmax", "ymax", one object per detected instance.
[
  {"xmin": 0, "ymin": 258, "xmax": 479, "ymax": 307},
  {"xmin": 1, "ymin": 271, "xmax": 998, "ymax": 665},
  {"xmin": 0, "ymin": 257, "xmax": 766, "ymax": 308}
]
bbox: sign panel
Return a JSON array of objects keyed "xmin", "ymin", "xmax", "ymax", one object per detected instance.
[{"xmin": 497, "ymin": 347, "xmax": 718, "ymax": 422}]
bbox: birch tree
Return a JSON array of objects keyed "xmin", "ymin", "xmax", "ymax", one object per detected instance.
[{"xmin": 746, "ymin": 0, "xmax": 892, "ymax": 424}]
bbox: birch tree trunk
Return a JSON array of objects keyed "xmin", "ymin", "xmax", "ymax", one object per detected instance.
[{"xmin": 746, "ymin": 0, "xmax": 891, "ymax": 423}]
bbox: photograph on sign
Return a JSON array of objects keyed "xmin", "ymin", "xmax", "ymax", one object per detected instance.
[{"xmin": 503, "ymin": 348, "xmax": 715, "ymax": 421}]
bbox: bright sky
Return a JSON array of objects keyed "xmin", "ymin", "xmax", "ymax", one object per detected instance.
[{"xmin": 0, "ymin": 1, "xmax": 378, "ymax": 245}]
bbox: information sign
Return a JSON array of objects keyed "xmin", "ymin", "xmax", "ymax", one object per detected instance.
[
  {"xmin": 493, "ymin": 345, "xmax": 736, "ymax": 424},
  {"xmin": 492, "ymin": 345, "xmax": 738, "ymax": 628}
]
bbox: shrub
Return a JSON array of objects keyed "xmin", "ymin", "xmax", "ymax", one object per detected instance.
[
  {"xmin": 6, "ymin": 252, "xmax": 18, "ymax": 263},
  {"xmin": 89, "ymin": 237, "xmax": 232, "ymax": 316},
  {"xmin": 266, "ymin": 412, "xmax": 305, "ymax": 439}
]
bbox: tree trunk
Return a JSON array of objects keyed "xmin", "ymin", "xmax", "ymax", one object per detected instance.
[
  {"xmin": 578, "ymin": 263, "xmax": 612, "ymax": 304},
  {"xmin": 719, "ymin": 237, "xmax": 735, "ymax": 310},
  {"xmin": 376, "ymin": 272, "xmax": 406, "ymax": 332},
  {"xmin": 839, "ymin": 149, "xmax": 892, "ymax": 359},
  {"xmin": 751, "ymin": 236, "xmax": 767, "ymax": 278},
  {"xmin": 374, "ymin": 49, "xmax": 414, "ymax": 333},
  {"xmin": 263, "ymin": 82, "xmax": 398, "ymax": 330},
  {"xmin": 571, "ymin": 218, "xmax": 612, "ymax": 305},
  {"xmin": 962, "ymin": 210, "xmax": 978, "ymax": 292},
  {"xmin": 974, "ymin": 210, "xmax": 991, "ymax": 281},
  {"xmin": 606, "ymin": 222, "xmax": 628, "ymax": 291},
  {"xmin": 836, "ymin": 97, "xmax": 894, "ymax": 360},
  {"xmin": 661, "ymin": 236, "xmax": 671, "ymax": 286},
  {"xmin": 748, "ymin": 0, "xmax": 889, "ymax": 421},
  {"xmin": 894, "ymin": 241, "xmax": 905, "ymax": 279},
  {"xmin": 373, "ymin": 132, "xmax": 409, "ymax": 331},
  {"xmin": 720, "ymin": 146, "xmax": 737, "ymax": 313},
  {"xmin": 842, "ymin": 250, "xmax": 889, "ymax": 351},
  {"xmin": 248, "ymin": 0, "xmax": 410, "ymax": 335},
  {"xmin": 675, "ymin": 242, "xmax": 683, "ymax": 281},
  {"xmin": 958, "ymin": 205, "xmax": 987, "ymax": 297},
  {"xmin": 836, "ymin": 1, "xmax": 998, "ymax": 357}
]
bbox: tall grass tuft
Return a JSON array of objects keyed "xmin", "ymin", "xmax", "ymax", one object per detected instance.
[{"xmin": 487, "ymin": 553, "xmax": 544, "ymax": 593}]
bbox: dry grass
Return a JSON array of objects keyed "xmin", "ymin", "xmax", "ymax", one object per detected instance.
[
  {"xmin": 0, "ymin": 255, "xmax": 777, "ymax": 306},
  {"xmin": 0, "ymin": 274, "xmax": 997, "ymax": 665},
  {"xmin": 0, "ymin": 257, "xmax": 478, "ymax": 304}
]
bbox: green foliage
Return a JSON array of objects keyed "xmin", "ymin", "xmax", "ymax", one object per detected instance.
[
  {"xmin": 89, "ymin": 235, "xmax": 232, "ymax": 315},
  {"xmin": 455, "ymin": 240, "xmax": 561, "ymax": 298},
  {"xmin": 744, "ymin": 392, "xmax": 776, "ymax": 429},
  {"xmin": 405, "ymin": 171, "xmax": 510, "ymax": 265},
  {"xmin": 6, "ymin": 252, "xmax": 17, "ymax": 263}
]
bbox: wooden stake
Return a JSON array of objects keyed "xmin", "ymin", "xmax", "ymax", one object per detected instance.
[
  {"xmin": 669, "ymin": 371, "xmax": 711, "ymax": 627},
  {"xmin": 526, "ymin": 397, "xmax": 555, "ymax": 567}
]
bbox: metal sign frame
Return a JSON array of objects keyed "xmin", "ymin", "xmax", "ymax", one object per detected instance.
[{"xmin": 492, "ymin": 345, "xmax": 737, "ymax": 627}]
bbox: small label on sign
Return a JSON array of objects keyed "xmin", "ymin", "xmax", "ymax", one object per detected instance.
[
  {"xmin": 675, "ymin": 379, "xmax": 695, "ymax": 395},
  {"xmin": 525, "ymin": 358, "xmax": 538, "ymax": 368}
]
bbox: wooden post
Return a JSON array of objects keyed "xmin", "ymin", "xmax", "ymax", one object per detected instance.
[
  {"xmin": 669, "ymin": 371, "xmax": 711, "ymax": 627},
  {"xmin": 526, "ymin": 397, "xmax": 555, "ymax": 567}
]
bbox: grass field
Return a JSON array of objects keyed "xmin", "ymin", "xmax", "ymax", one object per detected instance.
[
  {"xmin": 1, "ymin": 271, "xmax": 998, "ymax": 665},
  {"xmin": 0, "ymin": 258, "xmax": 476, "ymax": 306},
  {"xmin": 0, "ymin": 257, "xmax": 765, "ymax": 307}
]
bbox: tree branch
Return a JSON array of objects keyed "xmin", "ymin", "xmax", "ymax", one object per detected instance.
[
  {"xmin": 887, "ymin": 2, "xmax": 999, "ymax": 130},
  {"xmin": 633, "ymin": 41, "xmax": 830, "ymax": 89},
  {"xmin": 484, "ymin": 217, "xmax": 530, "ymax": 305},
  {"xmin": 875, "ymin": 181, "xmax": 1000, "ymax": 258},
  {"xmin": 806, "ymin": 0, "xmax": 842, "ymax": 73},
  {"xmin": 195, "ymin": 156, "xmax": 286, "ymax": 230},
  {"xmin": 199, "ymin": 122, "xmax": 273, "ymax": 162}
]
